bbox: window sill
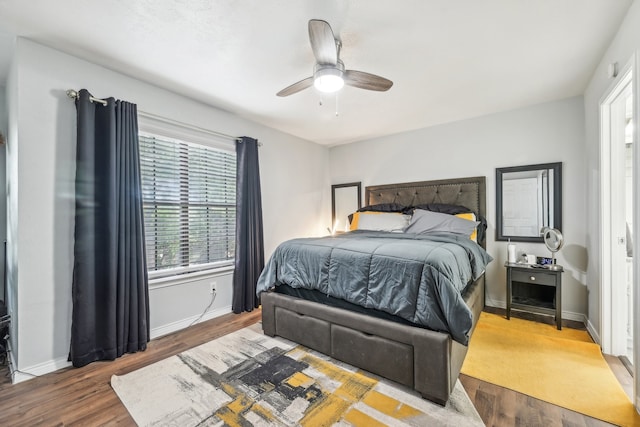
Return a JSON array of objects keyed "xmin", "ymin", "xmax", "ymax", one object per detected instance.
[{"xmin": 149, "ymin": 265, "xmax": 234, "ymax": 290}]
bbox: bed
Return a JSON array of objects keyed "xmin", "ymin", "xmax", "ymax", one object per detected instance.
[{"xmin": 258, "ymin": 176, "xmax": 489, "ymax": 405}]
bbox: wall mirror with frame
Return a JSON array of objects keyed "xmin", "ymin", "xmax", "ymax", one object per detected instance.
[
  {"xmin": 331, "ymin": 182, "xmax": 361, "ymax": 233},
  {"xmin": 496, "ymin": 162, "xmax": 562, "ymax": 242}
]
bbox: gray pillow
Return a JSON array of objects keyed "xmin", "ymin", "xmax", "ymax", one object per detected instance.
[{"xmin": 405, "ymin": 209, "xmax": 479, "ymax": 237}]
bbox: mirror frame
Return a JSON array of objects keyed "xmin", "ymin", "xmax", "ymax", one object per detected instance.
[
  {"xmin": 496, "ymin": 162, "xmax": 562, "ymax": 242},
  {"xmin": 543, "ymin": 228, "xmax": 564, "ymax": 252},
  {"xmin": 331, "ymin": 182, "xmax": 362, "ymax": 230}
]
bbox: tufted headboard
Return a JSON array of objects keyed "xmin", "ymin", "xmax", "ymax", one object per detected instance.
[{"xmin": 365, "ymin": 176, "xmax": 487, "ymax": 221}]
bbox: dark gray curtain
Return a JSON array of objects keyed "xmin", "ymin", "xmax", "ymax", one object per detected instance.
[
  {"xmin": 69, "ymin": 89, "xmax": 149, "ymax": 368},
  {"xmin": 232, "ymin": 137, "xmax": 264, "ymax": 313}
]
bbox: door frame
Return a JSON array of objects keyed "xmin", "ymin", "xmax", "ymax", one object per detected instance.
[
  {"xmin": 600, "ymin": 64, "xmax": 632, "ymax": 355},
  {"xmin": 599, "ymin": 52, "xmax": 640, "ymax": 409},
  {"xmin": 634, "ymin": 52, "xmax": 640, "ymax": 410}
]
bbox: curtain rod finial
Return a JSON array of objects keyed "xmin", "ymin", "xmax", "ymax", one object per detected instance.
[{"xmin": 66, "ymin": 89, "xmax": 78, "ymax": 99}]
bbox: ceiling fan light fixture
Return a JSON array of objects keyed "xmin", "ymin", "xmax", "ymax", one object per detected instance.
[{"xmin": 314, "ymin": 67, "xmax": 344, "ymax": 93}]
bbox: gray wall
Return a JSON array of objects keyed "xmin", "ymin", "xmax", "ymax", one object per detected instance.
[
  {"xmin": 6, "ymin": 38, "xmax": 330, "ymax": 379},
  {"xmin": 583, "ymin": 0, "xmax": 640, "ymax": 340},
  {"xmin": 329, "ymin": 96, "xmax": 588, "ymax": 319}
]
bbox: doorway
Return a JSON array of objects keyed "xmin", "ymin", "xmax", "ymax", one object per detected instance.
[{"xmin": 600, "ymin": 59, "xmax": 637, "ymax": 390}]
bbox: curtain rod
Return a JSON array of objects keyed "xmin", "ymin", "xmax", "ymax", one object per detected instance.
[
  {"xmin": 137, "ymin": 110, "xmax": 245, "ymax": 143},
  {"xmin": 65, "ymin": 89, "xmax": 258, "ymax": 145},
  {"xmin": 66, "ymin": 89, "xmax": 107, "ymax": 106}
]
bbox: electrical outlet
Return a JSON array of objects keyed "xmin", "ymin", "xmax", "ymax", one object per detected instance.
[{"xmin": 210, "ymin": 282, "xmax": 217, "ymax": 294}]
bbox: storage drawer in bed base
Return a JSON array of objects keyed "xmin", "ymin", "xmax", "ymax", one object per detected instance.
[
  {"xmin": 261, "ymin": 276, "xmax": 484, "ymax": 405},
  {"xmin": 332, "ymin": 324, "xmax": 414, "ymax": 388},
  {"xmin": 274, "ymin": 306, "xmax": 331, "ymax": 354}
]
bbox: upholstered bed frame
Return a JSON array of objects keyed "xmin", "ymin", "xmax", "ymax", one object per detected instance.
[{"xmin": 261, "ymin": 176, "xmax": 486, "ymax": 405}]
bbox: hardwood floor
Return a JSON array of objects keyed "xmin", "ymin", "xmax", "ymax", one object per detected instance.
[
  {"xmin": 0, "ymin": 308, "xmax": 629, "ymax": 426},
  {"xmin": 0, "ymin": 310, "xmax": 262, "ymax": 426}
]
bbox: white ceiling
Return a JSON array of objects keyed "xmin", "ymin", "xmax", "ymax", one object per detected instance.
[{"xmin": 0, "ymin": 0, "xmax": 633, "ymax": 146}]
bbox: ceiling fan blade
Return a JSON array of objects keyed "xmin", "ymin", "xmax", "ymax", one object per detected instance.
[
  {"xmin": 344, "ymin": 70, "xmax": 393, "ymax": 91},
  {"xmin": 276, "ymin": 77, "xmax": 314, "ymax": 97},
  {"xmin": 308, "ymin": 19, "xmax": 338, "ymax": 65}
]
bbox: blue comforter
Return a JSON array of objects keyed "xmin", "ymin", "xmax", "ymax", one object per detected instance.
[{"xmin": 256, "ymin": 230, "xmax": 493, "ymax": 345}]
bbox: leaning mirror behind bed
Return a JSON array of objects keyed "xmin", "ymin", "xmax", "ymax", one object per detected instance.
[{"xmin": 258, "ymin": 176, "xmax": 490, "ymax": 405}]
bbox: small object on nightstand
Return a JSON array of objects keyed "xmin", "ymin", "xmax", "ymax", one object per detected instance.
[
  {"xmin": 541, "ymin": 227, "xmax": 564, "ymax": 271},
  {"xmin": 537, "ymin": 256, "xmax": 553, "ymax": 266},
  {"xmin": 505, "ymin": 262, "xmax": 563, "ymax": 330},
  {"xmin": 507, "ymin": 239, "xmax": 517, "ymax": 263}
]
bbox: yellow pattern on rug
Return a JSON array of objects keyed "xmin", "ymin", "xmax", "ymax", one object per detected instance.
[{"xmin": 461, "ymin": 312, "xmax": 640, "ymax": 427}]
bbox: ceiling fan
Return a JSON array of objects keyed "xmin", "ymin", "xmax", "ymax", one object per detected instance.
[{"xmin": 276, "ymin": 19, "xmax": 393, "ymax": 97}]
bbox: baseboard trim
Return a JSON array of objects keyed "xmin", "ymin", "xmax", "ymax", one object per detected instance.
[
  {"xmin": 13, "ymin": 357, "xmax": 72, "ymax": 384},
  {"xmin": 560, "ymin": 310, "xmax": 588, "ymax": 324},
  {"xmin": 8, "ymin": 339, "xmax": 72, "ymax": 385},
  {"xmin": 150, "ymin": 305, "xmax": 232, "ymax": 340},
  {"xmin": 484, "ymin": 302, "xmax": 587, "ymax": 325},
  {"xmin": 586, "ymin": 318, "xmax": 601, "ymax": 345},
  {"xmin": 10, "ymin": 306, "xmax": 233, "ymax": 383}
]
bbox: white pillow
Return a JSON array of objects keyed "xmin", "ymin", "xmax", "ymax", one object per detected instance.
[
  {"xmin": 404, "ymin": 209, "xmax": 479, "ymax": 237},
  {"xmin": 350, "ymin": 212, "xmax": 410, "ymax": 232}
]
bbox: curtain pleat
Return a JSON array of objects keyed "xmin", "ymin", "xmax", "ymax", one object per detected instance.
[
  {"xmin": 69, "ymin": 89, "xmax": 149, "ymax": 368},
  {"xmin": 232, "ymin": 137, "xmax": 264, "ymax": 313}
]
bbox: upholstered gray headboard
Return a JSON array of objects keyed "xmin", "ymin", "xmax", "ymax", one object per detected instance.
[{"xmin": 365, "ymin": 176, "xmax": 487, "ymax": 219}]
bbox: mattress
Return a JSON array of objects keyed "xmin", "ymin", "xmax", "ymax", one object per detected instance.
[{"xmin": 257, "ymin": 230, "xmax": 492, "ymax": 344}]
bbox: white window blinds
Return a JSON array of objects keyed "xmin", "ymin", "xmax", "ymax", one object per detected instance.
[{"xmin": 139, "ymin": 133, "xmax": 236, "ymax": 278}]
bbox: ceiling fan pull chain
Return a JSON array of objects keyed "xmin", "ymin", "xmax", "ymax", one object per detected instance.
[{"xmin": 335, "ymin": 93, "xmax": 339, "ymax": 117}]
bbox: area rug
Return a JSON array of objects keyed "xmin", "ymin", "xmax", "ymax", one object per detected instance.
[
  {"xmin": 461, "ymin": 312, "xmax": 640, "ymax": 427},
  {"xmin": 111, "ymin": 325, "xmax": 483, "ymax": 426}
]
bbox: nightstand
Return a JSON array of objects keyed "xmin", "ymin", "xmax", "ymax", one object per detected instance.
[{"xmin": 505, "ymin": 262, "xmax": 563, "ymax": 330}]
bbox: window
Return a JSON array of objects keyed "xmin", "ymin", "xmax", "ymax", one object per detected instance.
[{"xmin": 139, "ymin": 132, "xmax": 236, "ymax": 279}]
